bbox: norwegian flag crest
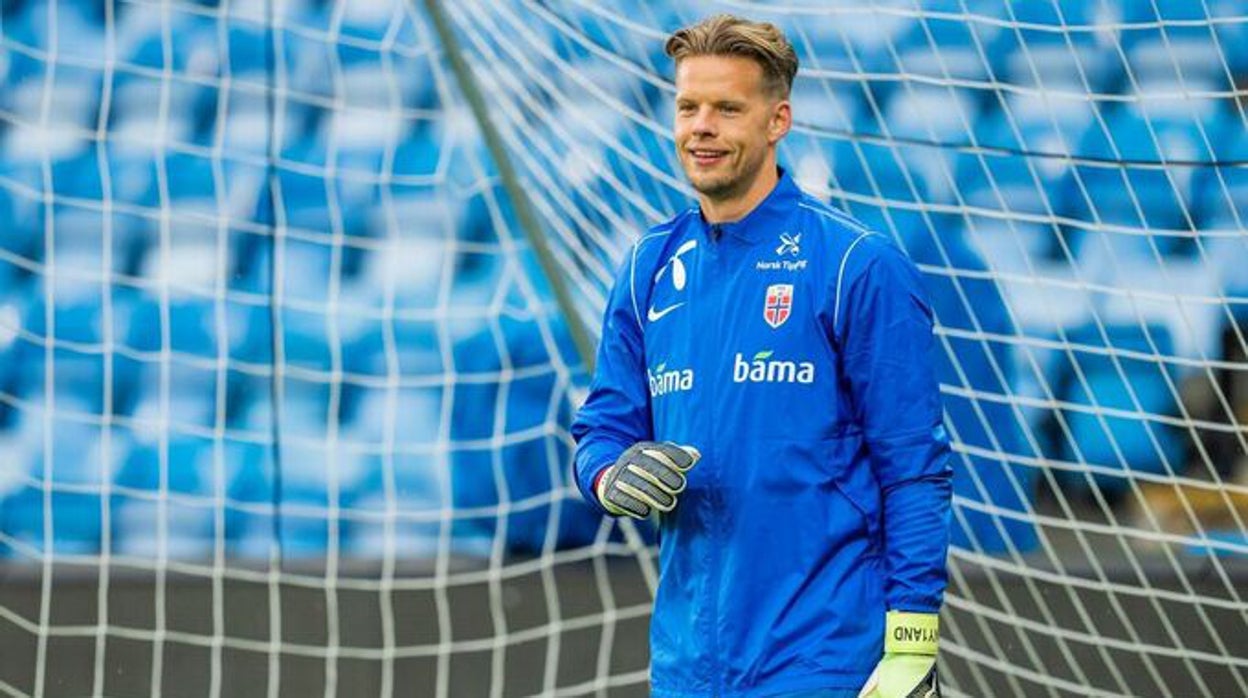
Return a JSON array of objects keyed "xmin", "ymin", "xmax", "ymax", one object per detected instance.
[{"xmin": 764, "ymin": 284, "xmax": 793, "ymax": 329}]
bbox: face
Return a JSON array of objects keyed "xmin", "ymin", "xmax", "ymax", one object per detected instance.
[{"xmin": 673, "ymin": 54, "xmax": 791, "ymax": 203}]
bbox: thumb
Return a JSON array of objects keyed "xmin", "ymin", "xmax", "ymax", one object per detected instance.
[
  {"xmin": 680, "ymin": 444, "xmax": 701, "ymax": 465},
  {"xmin": 857, "ymin": 664, "xmax": 880, "ymax": 698}
]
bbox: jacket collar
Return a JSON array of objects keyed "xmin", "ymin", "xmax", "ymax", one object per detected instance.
[{"xmin": 697, "ymin": 166, "xmax": 800, "ymax": 245}]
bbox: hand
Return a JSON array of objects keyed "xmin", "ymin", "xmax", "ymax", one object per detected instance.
[
  {"xmin": 858, "ymin": 611, "xmax": 941, "ymax": 698},
  {"xmin": 595, "ymin": 442, "xmax": 700, "ymax": 519}
]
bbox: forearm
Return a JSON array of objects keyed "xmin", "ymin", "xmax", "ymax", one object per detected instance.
[{"xmin": 881, "ymin": 472, "xmax": 953, "ymax": 611}]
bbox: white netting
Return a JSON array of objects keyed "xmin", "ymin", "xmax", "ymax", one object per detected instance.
[
  {"xmin": 2, "ymin": 0, "xmax": 1248, "ymax": 696},
  {"xmin": 0, "ymin": 1, "xmax": 650, "ymax": 696},
  {"xmin": 440, "ymin": 1, "xmax": 1248, "ymax": 696}
]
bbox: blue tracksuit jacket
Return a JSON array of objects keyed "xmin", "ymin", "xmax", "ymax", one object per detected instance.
[{"xmin": 571, "ymin": 169, "xmax": 953, "ymax": 697}]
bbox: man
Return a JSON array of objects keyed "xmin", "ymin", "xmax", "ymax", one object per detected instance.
[{"xmin": 571, "ymin": 14, "xmax": 952, "ymax": 698}]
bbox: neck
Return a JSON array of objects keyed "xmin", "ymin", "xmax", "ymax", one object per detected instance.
[{"xmin": 700, "ymin": 159, "xmax": 780, "ymax": 224}]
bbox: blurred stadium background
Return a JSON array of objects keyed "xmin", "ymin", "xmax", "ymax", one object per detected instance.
[{"xmin": 1, "ymin": 0, "xmax": 1247, "ymax": 696}]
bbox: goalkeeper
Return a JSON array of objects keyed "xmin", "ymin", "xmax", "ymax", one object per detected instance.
[{"xmin": 571, "ymin": 14, "xmax": 953, "ymax": 698}]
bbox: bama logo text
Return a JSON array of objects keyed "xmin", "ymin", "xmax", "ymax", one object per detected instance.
[
  {"xmin": 732, "ymin": 351, "xmax": 816, "ymax": 384},
  {"xmin": 648, "ymin": 363, "xmax": 694, "ymax": 397}
]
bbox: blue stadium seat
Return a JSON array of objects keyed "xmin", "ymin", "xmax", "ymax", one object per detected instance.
[
  {"xmin": 344, "ymin": 237, "xmax": 449, "ymax": 313},
  {"xmin": 172, "ymin": 151, "xmax": 231, "ymax": 205},
  {"xmin": 1051, "ymin": 322, "xmax": 1186, "ymax": 496},
  {"xmin": 604, "ymin": 122, "xmax": 685, "ymax": 217},
  {"xmin": 231, "ymin": 372, "xmax": 338, "ymax": 451},
  {"xmin": 225, "ymin": 0, "xmax": 323, "ymax": 29},
  {"xmin": 48, "ymin": 151, "xmax": 111, "ymax": 201},
  {"xmin": 881, "ymin": 86, "xmax": 979, "ymax": 202},
  {"xmin": 1003, "ymin": 0, "xmax": 1120, "ymax": 29},
  {"xmin": 345, "ymin": 316, "xmax": 443, "ymax": 378},
  {"xmin": 772, "ymin": 15, "xmax": 863, "ymax": 78},
  {"xmin": 111, "ymin": 435, "xmax": 219, "ymax": 558},
  {"xmin": 230, "ymin": 232, "xmax": 347, "ymax": 305},
  {"xmin": 1123, "ymin": 32, "xmax": 1236, "ymax": 89},
  {"xmin": 831, "ymin": 139, "xmax": 933, "ymax": 206},
  {"xmin": 1057, "ymin": 104, "xmax": 1213, "ymax": 255},
  {"xmin": 992, "ymin": 262, "xmax": 1093, "ymax": 338},
  {"xmin": 50, "ymin": 204, "xmax": 149, "ymax": 279},
  {"xmin": 1193, "ymin": 127, "xmax": 1248, "ymax": 227},
  {"xmin": 120, "ymin": 293, "xmax": 239, "ymax": 429},
  {"xmin": 106, "ymin": 61, "xmax": 208, "ymax": 155},
  {"xmin": 279, "ymin": 30, "xmax": 338, "ymax": 101},
  {"xmin": 220, "ymin": 21, "xmax": 269, "ymax": 76},
  {"xmin": 989, "ymin": 2, "xmax": 1126, "ymax": 92},
  {"xmin": 1207, "ymin": 0, "xmax": 1248, "ymax": 72},
  {"xmin": 349, "ymin": 452, "xmax": 444, "ymax": 558},
  {"xmin": 981, "ymin": 92, "xmax": 1100, "ymax": 154},
  {"xmin": 3, "ymin": 52, "xmax": 102, "ymax": 129},
  {"xmin": 963, "ymin": 217, "xmax": 1061, "ymax": 275},
  {"xmin": 1200, "ymin": 213, "xmax": 1248, "ymax": 299},
  {"xmin": 12, "ymin": 290, "xmax": 139, "ymax": 416},
  {"xmin": 132, "ymin": 213, "xmax": 225, "ymax": 294},
  {"xmin": 955, "ymin": 145, "xmax": 1054, "ymax": 218},
  {"xmin": 0, "ymin": 408, "xmax": 128, "ymax": 556},
  {"xmin": 117, "ymin": 3, "xmax": 217, "ymax": 74},
  {"xmin": 790, "ymin": 78, "xmax": 859, "ymax": 137},
  {"xmin": 7, "ymin": 2, "xmax": 106, "ymax": 65},
  {"xmin": 959, "ymin": 96, "xmax": 1096, "ymax": 217},
  {"xmin": 880, "ymin": 5, "xmax": 1003, "ymax": 85},
  {"xmin": 337, "ymin": 291, "xmax": 445, "ymax": 422},
  {"xmin": 448, "ymin": 314, "xmax": 599, "ymax": 553},
  {"xmin": 0, "ymin": 178, "xmax": 42, "ymax": 265},
  {"xmin": 347, "ymin": 385, "xmax": 443, "ymax": 449},
  {"xmin": 1118, "ymin": 0, "xmax": 1248, "ymax": 77},
  {"xmin": 337, "ymin": 0, "xmax": 414, "ymax": 44},
  {"xmin": 220, "ymin": 439, "xmax": 274, "ymax": 559},
  {"xmin": 204, "ymin": 85, "xmax": 271, "ymax": 155},
  {"xmin": 269, "ymin": 440, "xmax": 369, "ymax": 558},
  {"xmin": 392, "ymin": 131, "xmax": 444, "ymax": 179}
]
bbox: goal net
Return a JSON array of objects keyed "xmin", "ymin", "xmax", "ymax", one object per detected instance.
[{"xmin": 0, "ymin": 0, "xmax": 1246, "ymax": 696}]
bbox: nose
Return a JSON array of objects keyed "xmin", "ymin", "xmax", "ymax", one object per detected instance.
[{"xmin": 691, "ymin": 106, "xmax": 717, "ymax": 138}]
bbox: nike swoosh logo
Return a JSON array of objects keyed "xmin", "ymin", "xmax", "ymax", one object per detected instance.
[{"xmin": 647, "ymin": 303, "xmax": 684, "ymax": 322}]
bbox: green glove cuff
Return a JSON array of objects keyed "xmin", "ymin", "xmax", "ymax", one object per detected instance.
[{"xmin": 885, "ymin": 611, "xmax": 939, "ymax": 656}]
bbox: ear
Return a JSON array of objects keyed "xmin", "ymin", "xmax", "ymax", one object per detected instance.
[{"xmin": 768, "ymin": 99, "xmax": 792, "ymax": 145}]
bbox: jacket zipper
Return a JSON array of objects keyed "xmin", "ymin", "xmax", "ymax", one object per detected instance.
[{"xmin": 707, "ymin": 223, "xmax": 724, "ymax": 697}]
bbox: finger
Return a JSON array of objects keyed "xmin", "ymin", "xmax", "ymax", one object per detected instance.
[
  {"xmin": 605, "ymin": 485, "xmax": 651, "ymax": 519},
  {"xmin": 677, "ymin": 444, "xmax": 701, "ymax": 467},
  {"xmin": 654, "ymin": 442, "xmax": 700, "ymax": 471},
  {"xmin": 633, "ymin": 451, "xmax": 688, "ymax": 492},
  {"xmin": 857, "ymin": 665, "xmax": 880, "ymax": 698},
  {"xmin": 621, "ymin": 468, "xmax": 678, "ymax": 510}
]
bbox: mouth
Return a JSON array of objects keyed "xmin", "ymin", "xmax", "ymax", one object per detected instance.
[{"xmin": 687, "ymin": 148, "xmax": 729, "ymax": 167}]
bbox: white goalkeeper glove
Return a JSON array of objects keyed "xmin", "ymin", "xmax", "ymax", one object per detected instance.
[
  {"xmin": 594, "ymin": 441, "xmax": 700, "ymax": 519},
  {"xmin": 858, "ymin": 611, "xmax": 941, "ymax": 698}
]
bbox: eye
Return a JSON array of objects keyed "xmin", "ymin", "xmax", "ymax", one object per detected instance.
[{"xmin": 720, "ymin": 104, "xmax": 741, "ymax": 115}]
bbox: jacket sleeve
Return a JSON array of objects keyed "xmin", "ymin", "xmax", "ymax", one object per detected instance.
[
  {"xmin": 837, "ymin": 239, "xmax": 953, "ymax": 613},
  {"xmin": 570, "ymin": 248, "xmax": 653, "ymax": 515}
]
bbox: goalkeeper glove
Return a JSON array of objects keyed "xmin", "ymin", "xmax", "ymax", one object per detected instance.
[
  {"xmin": 594, "ymin": 442, "xmax": 700, "ymax": 519},
  {"xmin": 858, "ymin": 611, "xmax": 941, "ymax": 698}
]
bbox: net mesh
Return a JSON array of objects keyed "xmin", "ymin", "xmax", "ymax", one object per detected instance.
[
  {"xmin": 442, "ymin": 1, "xmax": 1248, "ymax": 696},
  {"xmin": 1, "ymin": 0, "xmax": 1247, "ymax": 696}
]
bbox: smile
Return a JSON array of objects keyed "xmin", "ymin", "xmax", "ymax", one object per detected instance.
[{"xmin": 689, "ymin": 149, "xmax": 728, "ymax": 165}]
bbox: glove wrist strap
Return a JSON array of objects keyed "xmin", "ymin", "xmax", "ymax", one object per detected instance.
[{"xmin": 885, "ymin": 611, "xmax": 939, "ymax": 656}]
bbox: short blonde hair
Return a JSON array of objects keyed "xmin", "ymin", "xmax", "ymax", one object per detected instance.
[{"xmin": 664, "ymin": 14, "xmax": 799, "ymax": 99}]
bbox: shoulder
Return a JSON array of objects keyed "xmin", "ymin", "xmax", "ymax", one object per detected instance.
[
  {"xmin": 615, "ymin": 208, "xmax": 699, "ymax": 326},
  {"xmin": 791, "ymin": 196, "xmax": 924, "ymax": 331},
  {"xmin": 628, "ymin": 207, "xmax": 699, "ymax": 276},
  {"xmin": 794, "ymin": 193, "xmax": 873, "ymax": 240}
]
